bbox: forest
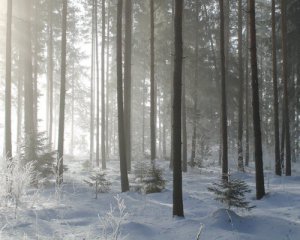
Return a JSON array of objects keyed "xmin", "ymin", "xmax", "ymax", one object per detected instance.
[{"xmin": 0, "ymin": 0, "xmax": 299, "ymax": 239}]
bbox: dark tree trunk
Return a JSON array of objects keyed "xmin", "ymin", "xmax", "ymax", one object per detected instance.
[
  {"xmin": 57, "ymin": 0, "xmax": 68, "ymax": 184},
  {"xmin": 124, "ymin": 0, "xmax": 132, "ymax": 171},
  {"xmin": 117, "ymin": 0, "xmax": 129, "ymax": 192},
  {"xmin": 219, "ymin": 0, "xmax": 228, "ymax": 181},
  {"xmin": 5, "ymin": 0, "xmax": 12, "ymax": 159},
  {"xmin": 150, "ymin": 0, "xmax": 156, "ymax": 162},
  {"xmin": 249, "ymin": 0, "xmax": 265, "ymax": 199},
  {"xmin": 245, "ymin": 4, "xmax": 250, "ymax": 167},
  {"xmin": 182, "ymin": 62, "xmax": 187, "ymax": 172},
  {"xmin": 272, "ymin": 0, "xmax": 281, "ymax": 176},
  {"xmin": 281, "ymin": 0, "xmax": 291, "ymax": 176},
  {"xmin": 237, "ymin": 0, "xmax": 244, "ymax": 172},
  {"xmin": 172, "ymin": 0, "xmax": 184, "ymax": 218},
  {"xmin": 101, "ymin": 0, "xmax": 106, "ymax": 169}
]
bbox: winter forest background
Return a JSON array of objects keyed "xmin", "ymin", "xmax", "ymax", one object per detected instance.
[{"xmin": 0, "ymin": 0, "xmax": 299, "ymax": 239}]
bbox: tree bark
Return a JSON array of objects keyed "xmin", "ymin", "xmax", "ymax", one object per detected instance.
[
  {"xmin": 150, "ymin": 0, "xmax": 156, "ymax": 163},
  {"xmin": 280, "ymin": 0, "xmax": 291, "ymax": 176},
  {"xmin": 57, "ymin": 0, "xmax": 68, "ymax": 184},
  {"xmin": 172, "ymin": 0, "xmax": 184, "ymax": 218},
  {"xmin": 124, "ymin": 0, "xmax": 132, "ymax": 171},
  {"xmin": 182, "ymin": 61, "xmax": 187, "ymax": 172},
  {"xmin": 249, "ymin": 0, "xmax": 265, "ymax": 199},
  {"xmin": 101, "ymin": 0, "xmax": 106, "ymax": 169},
  {"xmin": 117, "ymin": 0, "xmax": 129, "ymax": 192},
  {"xmin": 219, "ymin": 0, "xmax": 228, "ymax": 182},
  {"xmin": 90, "ymin": 0, "xmax": 95, "ymax": 165},
  {"xmin": 271, "ymin": 0, "xmax": 281, "ymax": 175},
  {"xmin": 5, "ymin": 0, "xmax": 12, "ymax": 159}
]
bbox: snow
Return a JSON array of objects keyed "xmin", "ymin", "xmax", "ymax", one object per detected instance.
[{"xmin": 1, "ymin": 157, "xmax": 300, "ymax": 240}]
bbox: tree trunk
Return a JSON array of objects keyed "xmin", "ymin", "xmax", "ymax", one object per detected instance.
[
  {"xmin": 280, "ymin": 0, "xmax": 291, "ymax": 176},
  {"xmin": 95, "ymin": 0, "xmax": 100, "ymax": 167},
  {"xmin": 249, "ymin": 0, "xmax": 265, "ymax": 199},
  {"xmin": 124, "ymin": 0, "xmax": 132, "ymax": 171},
  {"xmin": 105, "ymin": 0, "xmax": 110, "ymax": 160},
  {"xmin": 182, "ymin": 61, "xmax": 187, "ymax": 172},
  {"xmin": 172, "ymin": 0, "xmax": 184, "ymax": 218},
  {"xmin": 5, "ymin": 0, "xmax": 12, "ymax": 159},
  {"xmin": 245, "ymin": 3, "xmax": 250, "ymax": 167},
  {"xmin": 271, "ymin": 0, "xmax": 281, "ymax": 175},
  {"xmin": 117, "ymin": 0, "xmax": 129, "ymax": 192},
  {"xmin": 90, "ymin": 0, "xmax": 95, "ymax": 165},
  {"xmin": 101, "ymin": 0, "xmax": 106, "ymax": 169},
  {"xmin": 150, "ymin": 0, "xmax": 156, "ymax": 163},
  {"xmin": 219, "ymin": 0, "xmax": 228, "ymax": 181},
  {"xmin": 237, "ymin": 0, "xmax": 244, "ymax": 172},
  {"xmin": 57, "ymin": 0, "xmax": 68, "ymax": 184},
  {"xmin": 47, "ymin": 0, "xmax": 53, "ymax": 146}
]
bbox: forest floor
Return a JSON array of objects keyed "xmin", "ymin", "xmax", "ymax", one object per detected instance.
[{"xmin": 0, "ymin": 156, "xmax": 300, "ymax": 240}]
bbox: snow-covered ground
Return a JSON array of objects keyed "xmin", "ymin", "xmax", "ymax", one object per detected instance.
[{"xmin": 0, "ymin": 157, "xmax": 300, "ymax": 240}]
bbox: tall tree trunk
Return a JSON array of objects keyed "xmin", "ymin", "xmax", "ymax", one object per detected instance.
[
  {"xmin": 17, "ymin": 53, "xmax": 23, "ymax": 155},
  {"xmin": 219, "ymin": 0, "xmax": 228, "ymax": 181},
  {"xmin": 190, "ymin": 2, "xmax": 199, "ymax": 168},
  {"xmin": 280, "ymin": 0, "xmax": 291, "ymax": 176},
  {"xmin": 47, "ymin": 0, "xmax": 53, "ymax": 146},
  {"xmin": 272, "ymin": 0, "xmax": 281, "ymax": 176},
  {"xmin": 5, "ymin": 0, "xmax": 12, "ymax": 159},
  {"xmin": 57, "ymin": 0, "xmax": 68, "ymax": 184},
  {"xmin": 95, "ymin": 0, "xmax": 100, "ymax": 167},
  {"xmin": 105, "ymin": 0, "xmax": 110, "ymax": 160},
  {"xmin": 245, "ymin": 4, "xmax": 250, "ymax": 167},
  {"xmin": 124, "ymin": 0, "xmax": 132, "ymax": 171},
  {"xmin": 24, "ymin": 0, "xmax": 35, "ymax": 163},
  {"xmin": 90, "ymin": 0, "xmax": 95, "ymax": 165},
  {"xmin": 117, "ymin": 0, "xmax": 129, "ymax": 192},
  {"xmin": 172, "ymin": 0, "xmax": 184, "ymax": 218},
  {"xmin": 150, "ymin": 0, "xmax": 156, "ymax": 163},
  {"xmin": 237, "ymin": 0, "xmax": 244, "ymax": 172},
  {"xmin": 101, "ymin": 0, "xmax": 106, "ymax": 169},
  {"xmin": 70, "ymin": 65, "xmax": 74, "ymax": 156},
  {"xmin": 33, "ymin": 0, "xmax": 38, "ymax": 134},
  {"xmin": 249, "ymin": 0, "xmax": 265, "ymax": 199},
  {"xmin": 182, "ymin": 61, "xmax": 187, "ymax": 172}
]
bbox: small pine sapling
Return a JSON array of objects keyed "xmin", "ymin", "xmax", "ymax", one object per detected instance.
[
  {"xmin": 208, "ymin": 178, "xmax": 253, "ymax": 210},
  {"xmin": 84, "ymin": 171, "xmax": 111, "ymax": 198},
  {"xmin": 142, "ymin": 164, "xmax": 166, "ymax": 194}
]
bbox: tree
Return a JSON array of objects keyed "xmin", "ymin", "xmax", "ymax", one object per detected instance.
[
  {"xmin": 172, "ymin": 0, "xmax": 184, "ymax": 218},
  {"xmin": 281, "ymin": 0, "xmax": 291, "ymax": 176},
  {"xmin": 124, "ymin": 0, "xmax": 132, "ymax": 171},
  {"xmin": 5, "ymin": 0, "xmax": 12, "ymax": 160},
  {"xmin": 101, "ymin": 0, "xmax": 106, "ymax": 169},
  {"xmin": 57, "ymin": 0, "xmax": 68, "ymax": 184},
  {"xmin": 117, "ymin": 0, "xmax": 129, "ymax": 192},
  {"xmin": 237, "ymin": 0, "xmax": 244, "ymax": 172},
  {"xmin": 271, "ymin": 0, "xmax": 281, "ymax": 176},
  {"xmin": 249, "ymin": 0, "xmax": 265, "ymax": 200},
  {"xmin": 90, "ymin": 0, "xmax": 95, "ymax": 165},
  {"xmin": 150, "ymin": 0, "xmax": 156, "ymax": 163},
  {"xmin": 219, "ymin": 0, "xmax": 228, "ymax": 181}
]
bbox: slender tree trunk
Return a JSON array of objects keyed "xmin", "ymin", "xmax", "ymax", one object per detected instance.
[
  {"xmin": 24, "ymin": 0, "xmax": 35, "ymax": 163},
  {"xmin": 280, "ymin": 0, "xmax": 291, "ymax": 176},
  {"xmin": 57, "ymin": 0, "xmax": 68, "ymax": 184},
  {"xmin": 237, "ymin": 0, "xmax": 244, "ymax": 172},
  {"xmin": 90, "ymin": 0, "xmax": 95, "ymax": 165},
  {"xmin": 172, "ymin": 0, "xmax": 184, "ymax": 218},
  {"xmin": 150, "ymin": 0, "xmax": 156, "ymax": 163},
  {"xmin": 47, "ymin": 0, "xmax": 53, "ymax": 146},
  {"xmin": 219, "ymin": 0, "xmax": 228, "ymax": 181},
  {"xmin": 249, "ymin": 0, "xmax": 265, "ymax": 199},
  {"xmin": 5, "ymin": 0, "xmax": 12, "ymax": 159},
  {"xmin": 33, "ymin": 0, "xmax": 38, "ymax": 134},
  {"xmin": 105, "ymin": 0, "xmax": 110, "ymax": 160},
  {"xmin": 124, "ymin": 0, "xmax": 132, "ymax": 171},
  {"xmin": 101, "ymin": 0, "xmax": 106, "ymax": 169},
  {"xmin": 17, "ymin": 54, "xmax": 23, "ymax": 155},
  {"xmin": 117, "ymin": 0, "xmax": 129, "ymax": 192},
  {"xmin": 182, "ymin": 61, "xmax": 187, "ymax": 172},
  {"xmin": 70, "ymin": 65, "xmax": 74, "ymax": 156},
  {"xmin": 272, "ymin": 0, "xmax": 281, "ymax": 175},
  {"xmin": 245, "ymin": 6, "xmax": 250, "ymax": 167},
  {"xmin": 95, "ymin": 0, "xmax": 100, "ymax": 167}
]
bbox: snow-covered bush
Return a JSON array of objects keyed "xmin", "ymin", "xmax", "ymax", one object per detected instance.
[
  {"xmin": 84, "ymin": 171, "xmax": 111, "ymax": 198},
  {"xmin": 0, "ymin": 158, "xmax": 35, "ymax": 216},
  {"xmin": 99, "ymin": 195, "xmax": 128, "ymax": 240},
  {"xmin": 207, "ymin": 178, "xmax": 252, "ymax": 211}
]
